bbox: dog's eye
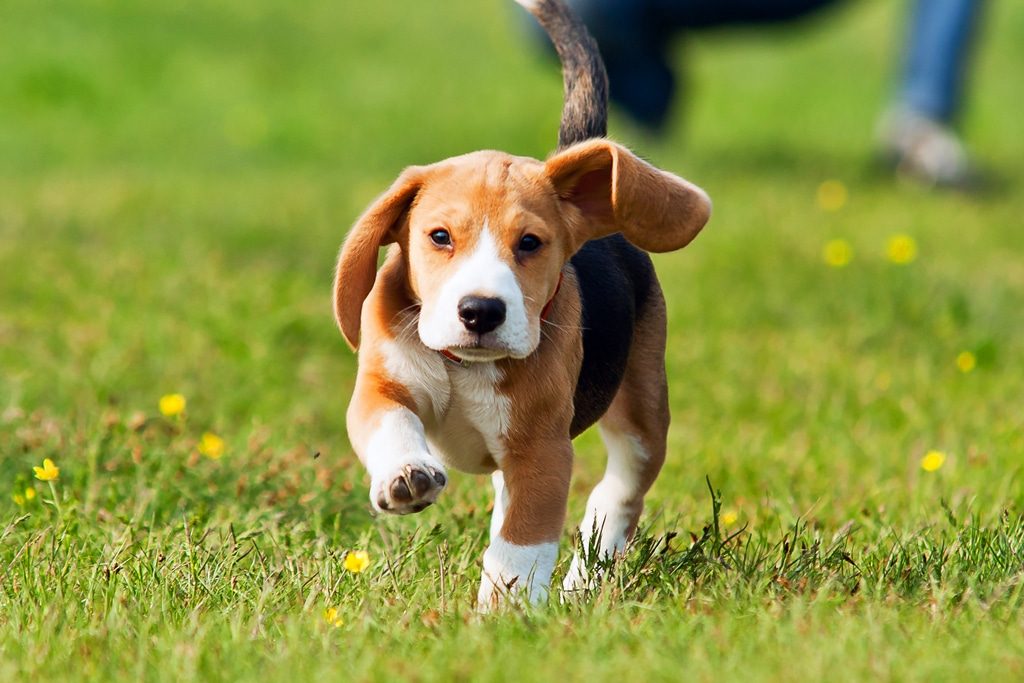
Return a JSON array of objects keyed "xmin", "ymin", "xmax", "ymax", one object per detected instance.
[
  {"xmin": 518, "ymin": 234, "xmax": 542, "ymax": 253},
  {"xmin": 429, "ymin": 229, "xmax": 451, "ymax": 247}
]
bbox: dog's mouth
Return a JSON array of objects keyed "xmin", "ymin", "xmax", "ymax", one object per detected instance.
[
  {"xmin": 443, "ymin": 342, "xmax": 510, "ymax": 363},
  {"xmin": 416, "ymin": 314, "xmax": 537, "ymax": 363},
  {"xmin": 442, "ymin": 335, "xmax": 512, "ymax": 362}
]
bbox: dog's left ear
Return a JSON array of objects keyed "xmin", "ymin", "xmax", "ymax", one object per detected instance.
[
  {"xmin": 334, "ymin": 167, "xmax": 425, "ymax": 350},
  {"xmin": 545, "ymin": 139, "xmax": 711, "ymax": 253}
]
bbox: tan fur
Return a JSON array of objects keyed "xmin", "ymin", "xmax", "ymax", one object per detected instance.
[
  {"xmin": 343, "ymin": 255, "xmax": 419, "ymax": 460},
  {"xmin": 335, "ymin": 143, "xmax": 709, "ymax": 603},
  {"xmin": 545, "ymin": 139, "xmax": 711, "ymax": 253},
  {"xmin": 334, "ymin": 143, "xmax": 709, "ymax": 351},
  {"xmin": 495, "ymin": 267, "xmax": 583, "ymax": 545},
  {"xmin": 400, "ymin": 154, "xmax": 569, "ymax": 332},
  {"xmin": 335, "ymin": 168, "xmax": 424, "ymax": 349},
  {"xmin": 333, "ymin": 0, "xmax": 712, "ymax": 604}
]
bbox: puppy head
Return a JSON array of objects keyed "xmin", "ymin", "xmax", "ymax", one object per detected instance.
[{"xmin": 334, "ymin": 139, "xmax": 711, "ymax": 360}]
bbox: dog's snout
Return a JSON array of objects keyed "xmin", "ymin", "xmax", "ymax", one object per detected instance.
[{"xmin": 458, "ymin": 296, "xmax": 506, "ymax": 334}]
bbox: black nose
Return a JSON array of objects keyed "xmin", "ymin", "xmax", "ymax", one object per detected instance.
[{"xmin": 458, "ymin": 296, "xmax": 506, "ymax": 335}]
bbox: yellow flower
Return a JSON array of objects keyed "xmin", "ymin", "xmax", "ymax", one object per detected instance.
[
  {"xmin": 817, "ymin": 180, "xmax": 848, "ymax": 212},
  {"xmin": 323, "ymin": 607, "xmax": 344, "ymax": 628},
  {"xmin": 886, "ymin": 234, "xmax": 917, "ymax": 264},
  {"xmin": 956, "ymin": 351, "xmax": 976, "ymax": 373},
  {"xmin": 823, "ymin": 239, "xmax": 853, "ymax": 268},
  {"xmin": 198, "ymin": 432, "xmax": 225, "ymax": 459},
  {"xmin": 720, "ymin": 509, "xmax": 739, "ymax": 526},
  {"xmin": 12, "ymin": 493, "xmax": 25, "ymax": 506},
  {"xmin": 921, "ymin": 450, "xmax": 946, "ymax": 472},
  {"xmin": 159, "ymin": 393, "xmax": 187, "ymax": 417},
  {"xmin": 343, "ymin": 550, "xmax": 370, "ymax": 574},
  {"xmin": 24, "ymin": 487, "xmax": 36, "ymax": 501},
  {"xmin": 33, "ymin": 458, "xmax": 60, "ymax": 481}
]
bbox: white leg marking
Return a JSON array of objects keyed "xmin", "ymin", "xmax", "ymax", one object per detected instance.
[
  {"xmin": 562, "ymin": 425, "xmax": 647, "ymax": 592},
  {"xmin": 478, "ymin": 536, "xmax": 558, "ymax": 609},
  {"xmin": 363, "ymin": 408, "xmax": 447, "ymax": 514},
  {"xmin": 489, "ymin": 471, "xmax": 509, "ymax": 542}
]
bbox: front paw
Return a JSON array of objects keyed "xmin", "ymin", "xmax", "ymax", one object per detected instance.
[
  {"xmin": 561, "ymin": 554, "xmax": 592, "ymax": 595},
  {"xmin": 370, "ymin": 458, "xmax": 447, "ymax": 515},
  {"xmin": 477, "ymin": 538, "xmax": 558, "ymax": 610}
]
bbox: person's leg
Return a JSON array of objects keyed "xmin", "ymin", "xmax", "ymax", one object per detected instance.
[
  {"xmin": 880, "ymin": 0, "xmax": 986, "ymax": 187},
  {"xmin": 900, "ymin": 0, "xmax": 985, "ymax": 123}
]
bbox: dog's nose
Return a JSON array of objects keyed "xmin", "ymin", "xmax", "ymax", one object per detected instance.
[{"xmin": 458, "ymin": 296, "xmax": 506, "ymax": 335}]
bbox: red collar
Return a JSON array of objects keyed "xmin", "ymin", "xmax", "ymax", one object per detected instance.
[
  {"xmin": 441, "ymin": 272, "xmax": 564, "ymax": 365},
  {"xmin": 539, "ymin": 271, "xmax": 564, "ymax": 322}
]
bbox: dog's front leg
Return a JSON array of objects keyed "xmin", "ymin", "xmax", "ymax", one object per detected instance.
[
  {"xmin": 347, "ymin": 371, "xmax": 447, "ymax": 515},
  {"xmin": 478, "ymin": 438, "xmax": 572, "ymax": 609}
]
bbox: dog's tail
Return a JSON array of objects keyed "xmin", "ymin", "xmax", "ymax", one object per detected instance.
[{"xmin": 516, "ymin": 0, "xmax": 608, "ymax": 150}]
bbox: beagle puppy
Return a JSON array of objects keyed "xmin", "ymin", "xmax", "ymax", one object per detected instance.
[{"xmin": 333, "ymin": 0, "xmax": 711, "ymax": 608}]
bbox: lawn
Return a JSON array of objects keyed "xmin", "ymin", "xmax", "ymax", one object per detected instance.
[{"xmin": 2, "ymin": 0, "xmax": 1024, "ymax": 680}]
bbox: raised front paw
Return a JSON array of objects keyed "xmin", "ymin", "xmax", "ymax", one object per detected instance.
[{"xmin": 370, "ymin": 458, "xmax": 447, "ymax": 515}]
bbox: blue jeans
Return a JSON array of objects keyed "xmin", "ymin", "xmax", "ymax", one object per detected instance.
[{"xmin": 899, "ymin": 0, "xmax": 985, "ymax": 123}]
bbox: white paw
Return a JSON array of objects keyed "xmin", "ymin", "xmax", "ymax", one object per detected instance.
[
  {"xmin": 477, "ymin": 538, "xmax": 558, "ymax": 611},
  {"xmin": 561, "ymin": 554, "xmax": 593, "ymax": 595},
  {"xmin": 370, "ymin": 456, "xmax": 447, "ymax": 515},
  {"xmin": 561, "ymin": 522, "xmax": 630, "ymax": 597}
]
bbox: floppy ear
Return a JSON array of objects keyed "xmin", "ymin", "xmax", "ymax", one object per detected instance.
[
  {"xmin": 545, "ymin": 139, "xmax": 711, "ymax": 252},
  {"xmin": 334, "ymin": 167, "xmax": 424, "ymax": 349}
]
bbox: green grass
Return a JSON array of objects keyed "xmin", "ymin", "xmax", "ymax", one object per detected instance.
[{"xmin": 2, "ymin": 0, "xmax": 1024, "ymax": 680}]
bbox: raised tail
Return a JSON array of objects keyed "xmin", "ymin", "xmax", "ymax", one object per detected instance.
[{"xmin": 516, "ymin": 0, "xmax": 608, "ymax": 150}]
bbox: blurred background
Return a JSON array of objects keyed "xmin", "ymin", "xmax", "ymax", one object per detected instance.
[{"xmin": 1, "ymin": 0, "xmax": 1022, "ymax": 524}]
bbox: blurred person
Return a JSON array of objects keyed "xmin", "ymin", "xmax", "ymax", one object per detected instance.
[
  {"xmin": 878, "ymin": 0, "xmax": 985, "ymax": 187},
  {"xmin": 531, "ymin": 0, "xmax": 985, "ymax": 188}
]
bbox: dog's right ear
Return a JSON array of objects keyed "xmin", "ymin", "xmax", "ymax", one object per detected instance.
[{"xmin": 334, "ymin": 167, "xmax": 425, "ymax": 350}]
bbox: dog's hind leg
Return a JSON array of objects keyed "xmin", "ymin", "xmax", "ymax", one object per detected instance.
[{"xmin": 563, "ymin": 289, "xmax": 669, "ymax": 593}]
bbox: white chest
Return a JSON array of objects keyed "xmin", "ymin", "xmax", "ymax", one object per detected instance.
[{"xmin": 381, "ymin": 340, "xmax": 510, "ymax": 474}]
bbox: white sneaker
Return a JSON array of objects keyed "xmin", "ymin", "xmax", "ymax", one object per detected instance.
[{"xmin": 877, "ymin": 107, "xmax": 977, "ymax": 188}]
